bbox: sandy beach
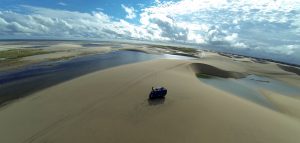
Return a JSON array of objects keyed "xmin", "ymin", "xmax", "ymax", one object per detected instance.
[{"xmin": 0, "ymin": 54, "xmax": 300, "ymax": 143}]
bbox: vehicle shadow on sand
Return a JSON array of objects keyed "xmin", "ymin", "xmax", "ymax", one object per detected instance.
[{"xmin": 147, "ymin": 98, "xmax": 165, "ymax": 106}]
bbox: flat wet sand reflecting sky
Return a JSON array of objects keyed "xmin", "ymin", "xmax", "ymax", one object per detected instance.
[{"xmin": 199, "ymin": 75, "xmax": 300, "ymax": 110}]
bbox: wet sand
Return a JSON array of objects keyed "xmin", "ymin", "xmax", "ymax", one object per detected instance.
[{"xmin": 0, "ymin": 56, "xmax": 300, "ymax": 143}]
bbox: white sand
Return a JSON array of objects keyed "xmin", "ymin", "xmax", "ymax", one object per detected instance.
[{"xmin": 0, "ymin": 59, "xmax": 300, "ymax": 143}]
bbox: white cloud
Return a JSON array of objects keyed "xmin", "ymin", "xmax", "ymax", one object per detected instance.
[
  {"xmin": 155, "ymin": 0, "xmax": 161, "ymax": 4},
  {"xmin": 121, "ymin": 4, "xmax": 136, "ymax": 19},
  {"xmin": 0, "ymin": 6, "xmax": 124, "ymax": 39},
  {"xmin": 96, "ymin": 8, "xmax": 104, "ymax": 11},
  {"xmin": 58, "ymin": 2, "xmax": 67, "ymax": 6},
  {"xmin": 0, "ymin": 5, "xmax": 168, "ymax": 41},
  {"xmin": 137, "ymin": 4, "xmax": 145, "ymax": 8},
  {"xmin": 266, "ymin": 45, "xmax": 299, "ymax": 55},
  {"xmin": 137, "ymin": 0, "xmax": 300, "ymax": 62}
]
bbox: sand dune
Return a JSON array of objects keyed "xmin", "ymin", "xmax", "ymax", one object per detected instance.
[
  {"xmin": 0, "ymin": 59, "xmax": 300, "ymax": 143},
  {"xmin": 278, "ymin": 64, "xmax": 300, "ymax": 76},
  {"xmin": 260, "ymin": 89, "xmax": 300, "ymax": 120},
  {"xmin": 190, "ymin": 63, "xmax": 247, "ymax": 78}
]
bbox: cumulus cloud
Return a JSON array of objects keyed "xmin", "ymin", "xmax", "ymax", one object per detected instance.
[
  {"xmin": 0, "ymin": 6, "xmax": 129, "ymax": 39},
  {"xmin": 121, "ymin": 4, "xmax": 136, "ymax": 19},
  {"xmin": 264, "ymin": 45, "xmax": 299, "ymax": 55},
  {"xmin": 1, "ymin": 0, "xmax": 300, "ymax": 64},
  {"xmin": 0, "ymin": 5, "xmax": 167, "ymax": 41},
  {"xmin": 143, "ymin": 0, "xmax": 300, "ymax": 38},
  {"xmin": 137, "ymin": 0, "xmax": 300, "ymax": 64}
]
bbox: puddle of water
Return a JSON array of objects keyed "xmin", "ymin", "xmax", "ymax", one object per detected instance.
[
  {"xmin": 162, "ymin": 54, "xmax": 197, "ymax": 60},
  {"xmin": 242, "ymin": 75, "xmax": 300, "ymax": 96},
  {"xmin": 199, "ymin": 75, "xmax": 300, "ymax": 109}
]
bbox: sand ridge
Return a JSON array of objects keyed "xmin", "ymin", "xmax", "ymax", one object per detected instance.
[{"xmin": 0, "ymin": 59, "xmax": 300, "ymax": 143}]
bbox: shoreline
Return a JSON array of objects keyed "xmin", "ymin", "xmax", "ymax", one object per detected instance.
[{"xmin": 0, "ymin": 51, "xmax": 165, "ymax": 106}]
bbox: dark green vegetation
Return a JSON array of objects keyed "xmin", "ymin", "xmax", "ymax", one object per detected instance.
[
  {"xmin": 191, "ymin": 63, "xmax": 247, "ymax": 79},
  {"xmin": 149, "ymin": 45, "xmax": 200, "ymax": 58},
  {"xmin": 277, "ymin": 64, "xmax": 300, "ymax": 76},
  {"xmin": 196, "ymin": 73, "xmax": 214, "ymax": 78},
  {"xmin": 150, "ymin": 45, "xmax": 198, "ymax": 54},
  {"xmin": 0, "ymin": 49, "xmax": 52, "ymax": 60}
]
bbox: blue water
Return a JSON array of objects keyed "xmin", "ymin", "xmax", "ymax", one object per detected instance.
[
  {"xmin": 0, "ymin": 51, "xmax": 194, "ymax": 105},
  {"xmin": 0, "ymin": 51, "xmax": 158, "ymax": 104},
  {"xmin": 0, "ymin": 51, "xmax": 160, "ymax": 84},
  {"xmin": 199, "ymin": 75, "xmax": 300, "ymax": 109}
]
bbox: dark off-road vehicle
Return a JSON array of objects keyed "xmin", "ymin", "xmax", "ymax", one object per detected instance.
[{"xmin": 149, "ymin": 87, "xmax": 167, "ymax": 99}]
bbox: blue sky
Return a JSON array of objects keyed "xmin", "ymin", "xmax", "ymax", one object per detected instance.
[
  {"xmin": 0, "ymin": 0, "xmax": 157, "ymax": 21},
  {"xmin": 0, "ymin": 0, "xmax": 300, "ymax": 64}
]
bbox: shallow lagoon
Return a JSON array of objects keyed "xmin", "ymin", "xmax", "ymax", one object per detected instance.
[
  {"xmin": 199, "ymin": 74, "xmax": 300, "ymax": 109},
  {"xmin": 0, "ymin": 51, "xmax": 193, "ymax": 105}
]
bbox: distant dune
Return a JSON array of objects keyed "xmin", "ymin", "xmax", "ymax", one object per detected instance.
[
  {"xmin": 190, "ymin": 63, "xmax": 247, "ymax": 78},
  {"xmin": 278, "ymin": 64, "xmax": 300, "ymax": 76}
]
